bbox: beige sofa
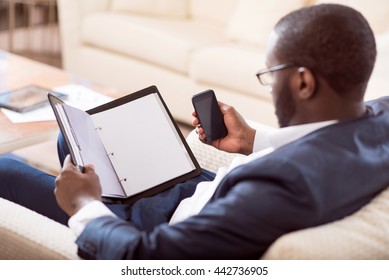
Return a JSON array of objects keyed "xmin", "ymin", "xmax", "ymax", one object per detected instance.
[
  {"xmin": 57, "ymin": 0, "xmax": 389, "ymax": 128},
  {"xmin": 2, "ymin": 0, "xmax": 389, "ymax": 260},
  {"xmin": 1, "ymin": 127, "xmax": 389, "ymax": 259}
]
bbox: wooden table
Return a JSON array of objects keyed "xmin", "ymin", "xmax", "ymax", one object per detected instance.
[{"xmin": 0, "ymin": 50, "xmax": 121, "ymax": 154}]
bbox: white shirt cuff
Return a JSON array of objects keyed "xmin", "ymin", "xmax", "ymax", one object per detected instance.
[
  {"xmin": 68, "ymin": 200, "xmax": 118, "ymax": 236},
  {"xmin": 253, "ymin": 129, "xmax": 272, "ymax": 153}
]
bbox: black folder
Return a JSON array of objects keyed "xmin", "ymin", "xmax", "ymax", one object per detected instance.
[{"xmin": 48, "ymin": 85, "xmax": 201, "ymax": 204}]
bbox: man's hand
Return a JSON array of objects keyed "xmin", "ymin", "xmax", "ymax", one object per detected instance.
[
  {"xmin": 54, "ymin": 155, "xmax": 102, "ymax": 216},
  {"xmin": 193, "ymin": 102, "xmax": 256, "ymax": 155}
]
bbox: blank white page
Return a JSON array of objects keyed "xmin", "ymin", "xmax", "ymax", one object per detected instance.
[
  {"xmin": 90, "ymin": 93, "xmax": 195, "ymax": 197},
  {"xmin": 63, "ymin": 104, "xmax": 125, "ymax": 197}
]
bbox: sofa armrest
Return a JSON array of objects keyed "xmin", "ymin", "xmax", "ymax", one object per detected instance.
[
  {"xmin": 0, "ymin": 198, "xmax": 79, "ymax": 259},
  {"xmin": 262, "ymin": 185, "xmax": 389, "ymax": 260},
  {"xmin": 185, "ymin": 121, "xmax": 276, "ymax": 172},
  {"xmin": 186, "ymin": 129, "xmax": 238, "ymax": 173},
  {"xmin": 57, "ymin": 0, "xmax": 110, "ymax": 71}
]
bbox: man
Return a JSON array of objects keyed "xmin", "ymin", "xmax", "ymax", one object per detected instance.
[{"xmin": 1, "ymin": 4, "xmax": 389, "ymax": 259}]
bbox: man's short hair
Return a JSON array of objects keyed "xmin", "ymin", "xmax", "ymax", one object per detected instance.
[{"xmin": 274, "ymin": 4, "xmax": 376, "ymax": 97}]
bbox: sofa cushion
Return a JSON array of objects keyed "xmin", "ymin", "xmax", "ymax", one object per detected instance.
[
  {"xmin": 189, "ymin": 0, "xmax": 239, "ymax": 26},
  {"xmin": 227, "ymin": 0, "xmax": 307, "ymax": 46},
  {"xmin": 189, "ymin": 44, "xmax": 270, "ymax": 100},
  {"xmin": 314, "ymin": 0, "xmax": 389, "ymax": 34},
  {"xmin": 81, "ymin": 13, "xmax": 227, "ymax": 74},
  {"xmin": 110, "ymin": 0, "xmax": 188, "ymax": 18}
]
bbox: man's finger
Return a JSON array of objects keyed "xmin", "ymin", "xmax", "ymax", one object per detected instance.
[
  {"xmin": 219, "ymin": 102, "xmax": 229, "ymax": 113},
  {"xmin": 83, "ymin": 164, "xmax": 96, "ymax": 174},
  {"xmin": 63, "ymin": 155, "xmax": 77, "ymax": 171},
  {"xmin": 192, "ymin": 117, "xmax": 199, "ymax": 127}
]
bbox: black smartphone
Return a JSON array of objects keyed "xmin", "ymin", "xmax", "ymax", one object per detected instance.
[{"xmin": 192, "ymin": 89, "xmax": 227, "ymax": 143}]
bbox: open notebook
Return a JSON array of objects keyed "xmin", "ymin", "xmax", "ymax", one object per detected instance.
[{"xmin": 48, "ymin": 86, "xmax": 201, "ymax": 203}]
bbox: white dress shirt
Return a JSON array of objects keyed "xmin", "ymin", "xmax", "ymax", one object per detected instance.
[{"xmin": 69, "ymin": 120, "xmax": 336, "ymax": 236}]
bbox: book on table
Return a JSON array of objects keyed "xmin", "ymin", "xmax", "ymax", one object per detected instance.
[{"xmin": 48, "ymin": 85, "xmax": 201, "ymax": 204}]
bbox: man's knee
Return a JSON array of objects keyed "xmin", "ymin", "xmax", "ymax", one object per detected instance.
[
  {"xmin": 0, "ymin": 157, "xmax": 23, "ymax": 176},
  {"xmin": 0, "ymin": 157, "xmax": 26, "ymax": 195}
]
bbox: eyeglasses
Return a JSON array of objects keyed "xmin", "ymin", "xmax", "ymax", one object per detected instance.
[{"xmin": 256, "ymin": 63, "xmax": 297, "ymax": 86}]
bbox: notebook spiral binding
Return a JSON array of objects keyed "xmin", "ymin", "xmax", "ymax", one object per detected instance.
[{"xmin": 106, "ymin": 151, "xmax": 126, "ymax": 183}]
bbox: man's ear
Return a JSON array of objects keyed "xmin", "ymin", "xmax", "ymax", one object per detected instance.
[{"xmin": 294, "ymin": 67, "xmax": 316, "ymax": 100}]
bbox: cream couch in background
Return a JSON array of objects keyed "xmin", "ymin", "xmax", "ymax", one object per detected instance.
[
  {"xmin": 57, "ymin": 0, "xmax": 389, "ymax": 127},
  {"xmin": 58, "ymin": 0, "xmax": 389, "ymax": 126}
]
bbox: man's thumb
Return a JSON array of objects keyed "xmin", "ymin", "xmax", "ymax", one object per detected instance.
[{"xmin": 84, "ymin": 164, "xmax": 95, "ymax": 173}]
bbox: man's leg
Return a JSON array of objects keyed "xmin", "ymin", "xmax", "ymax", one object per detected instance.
[
  {"xmin": 57, "ymin": 132, "xmax": 69, "ymax": 166},
  {"xmin": 122, "ymin": 169, "xmax": 215, "ymax": 231},
  {"xmin": 57, "ymin": 133, "xmax": 216, "ymax": 231},
  {"xmin": 0, "ymin": 157, "xmax": 69, "ymax": 225}
]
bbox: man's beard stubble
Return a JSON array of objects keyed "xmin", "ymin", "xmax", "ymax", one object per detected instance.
[{"xmin": 274, "ymin": 83, "xmax": 296, "ymax": 128}]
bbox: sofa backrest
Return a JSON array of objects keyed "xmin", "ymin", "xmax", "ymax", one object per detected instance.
[
  {"xmin": 226, "ymin": 0, "xmax": 309, "ymax": 46},
  {"xmin": 109, "ymin": 0, "xmax": 240, "ymax": 25},
  {"xmin": 314, "ymin": 0, "xmax": 389, "ymax": 35},
  {"xmin": 189, "ymin": 0, "xmax": 239, "ymax": 25},
  {"xmin": 108, "ymin": 0, "xmax": 388, "ymax": 45},
  {"xmin": 110, "ymin": 0, "xmax": 189, "ymax": 18}
]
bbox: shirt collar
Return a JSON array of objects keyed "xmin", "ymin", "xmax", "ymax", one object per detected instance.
[{"xmin": 269, "ymin": 120, "xmax": 338, "ymax": 150}]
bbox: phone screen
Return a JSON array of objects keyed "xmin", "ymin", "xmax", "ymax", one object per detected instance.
[{"xmin": 192, "ymin": 90, "xmax": 227, "ymax": 143}]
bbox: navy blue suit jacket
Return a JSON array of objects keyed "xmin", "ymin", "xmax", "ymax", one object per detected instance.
[{"xmin": 76, "ymin": 97, "xmax": 389, "ymax": 259}]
